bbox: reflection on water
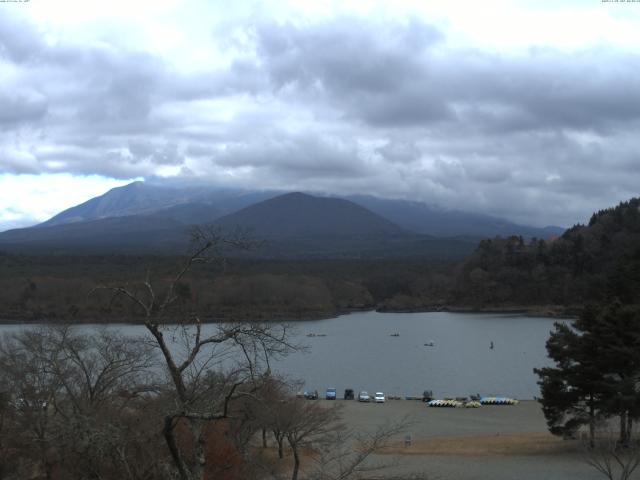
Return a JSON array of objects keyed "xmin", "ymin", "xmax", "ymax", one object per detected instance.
[{"xmin": 0, "ymin": 311, "xmax": 564, "ymax": 399}]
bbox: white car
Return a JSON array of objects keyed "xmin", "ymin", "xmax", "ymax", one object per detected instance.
[
  {"xmin": 374, "ymin": 392, "xmax": 386, "ymax": 403},
  {"xmin": 358, "ymin": 391, "xmax": 370, "ymax": 402}
]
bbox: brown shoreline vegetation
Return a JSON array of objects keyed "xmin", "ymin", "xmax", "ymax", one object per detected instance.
[
  {"xmin": 0, "ymin": 304, "xmax": 578, "ymax": 325},
  {"xmin": 0, "ymin": 254, "xmax": 580, "ymax": 324}
]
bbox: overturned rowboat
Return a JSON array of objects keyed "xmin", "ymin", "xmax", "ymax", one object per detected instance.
[
  {"xmin": 427, "ymin": 399, "xmax": 463, "ymax": 408},
  {"xmin": 480, "ymin": 397, "xmax": 519, "ymax": 405}
]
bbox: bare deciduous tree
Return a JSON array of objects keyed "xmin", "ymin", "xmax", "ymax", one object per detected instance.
[
  {"xmin": 247, "ymin": 375, "xmax": 290, "ymax": 459},
  {"xmin": 0, "ymin": 389, "xmax": 10, "ymax": 479},
  {"xmin": 0, "ymin": 328, "xmax": 63, "ymax": 479},
  {"xmin": 0, "ymin": 326, "xmax": 163, "ymax": 480},
  {"xmin": 282, "ymin": 399, "xmax": 342, "ymax": 480},
  {"xmin": 92, "ymin": 226, "xmax": 297, "ymax": 480},
  {"xmin": 0, "ymin": 227, "xmax": 420, "ymax": 480},
  {"xmin": 583, "ymin": 426, "xmax": 640, "ymax": 480}
]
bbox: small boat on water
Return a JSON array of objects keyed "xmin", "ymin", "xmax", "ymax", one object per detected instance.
[
  {"xmin": 390, "ymin": 333, "xmax": 400, "ymax": 337},
  {"xmin": 424, "ymin": 341, "xmax": 435, "ymax": 347}
]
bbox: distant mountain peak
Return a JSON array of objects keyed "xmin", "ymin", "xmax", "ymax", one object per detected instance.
[
  {"xmin": 24, "ymin": 182, "xmax": 564, "ymax": 241},
  {"xmin": 280, "ymin": 191, "xmax": 307, "ymax": 198},
  {"xmin": 213, "ymin": 192, "xmax": 405, "ymax": 238}
]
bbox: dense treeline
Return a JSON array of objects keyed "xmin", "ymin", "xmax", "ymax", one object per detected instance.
[
  {"xmin": 452, "ymin": 198, "xmax": 640, "ymax": 311},
  {"xmin": 0, "ymin": 255, "xmax": 454, "ymax": 322}
]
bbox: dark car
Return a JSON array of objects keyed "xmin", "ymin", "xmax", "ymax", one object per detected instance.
[{"xmin": 344, "ymin": 388, "xmax": 354, "ymax": 400}]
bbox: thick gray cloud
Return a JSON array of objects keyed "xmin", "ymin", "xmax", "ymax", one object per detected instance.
[
  {"xmin": 252, "ymin": 21, "xmax": 640, "ymax": 133},
  {"xmin": 213, "ymin": 132, "xmax": 366, "ymax": 179},
  {"xmin": 0, "ymin": 89, "xmax": 47, "ymax": 125},
  {"xmin": 0, "ymin": 12, "xmax": 45, "ymax": 63},
  {"xmin": 0, "ymin": 9, "xmax": 639, "ymax": 227}
]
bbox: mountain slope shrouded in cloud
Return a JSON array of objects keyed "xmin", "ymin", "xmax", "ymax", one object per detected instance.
[
  {"xmin": 0, "ymin": 190, "xmax": 476, "ymax": 259},
  {"xmin": 347, "ymin": 195, "xmax": 564, "ymax": 239},
  {"xmin": 38, "ymin": 182, "xmax": 276, "ymax": 228},
  {"xmin": 27, "ymin": 182, "xmax": 563, "ymax": 240}
]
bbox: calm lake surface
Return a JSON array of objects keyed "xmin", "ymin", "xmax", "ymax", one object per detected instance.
[{"xmin": 0, "ymin": 311, "xmax": 564, "ymax": 399}]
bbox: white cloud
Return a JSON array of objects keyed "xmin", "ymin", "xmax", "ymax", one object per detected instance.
[
  {"xmin": 0, "ymin": 1, "xmax": 639, "ymax": 229},
  {"xmin": 0, "ymin": 174, "xmax": 136, "ymax": 231}
]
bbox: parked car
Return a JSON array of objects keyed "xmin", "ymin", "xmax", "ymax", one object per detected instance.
[
  {"xmin": 344, "ymin": 388, "xmax": 355, "ymax": 400},
  {"xmin": 326, "ymin": 388, "xmax": 337, "ymax": 400},
  {"xmin": 374, "ymin": 392, "xmax": 386, "ymax": 403},
  {"xmin": 304, "ymin": 390, "xmax": 319, "ymax": 400},
  {"xmin": 358, "ymin": 391, "xmax": 370, "ymax": 402}
]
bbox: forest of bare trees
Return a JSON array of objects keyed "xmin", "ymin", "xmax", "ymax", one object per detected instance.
[{"xmin": 0, "ymin": 228, "xmax": 411, "ymax": 480}]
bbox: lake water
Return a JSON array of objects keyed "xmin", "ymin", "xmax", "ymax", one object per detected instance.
[{"xmin": 0, "ymin": 311, "xmax": 564, "ymax": 399}]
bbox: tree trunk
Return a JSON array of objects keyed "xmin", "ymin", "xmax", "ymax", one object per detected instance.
[
  {"xmin": 277, "ymin": 435, "xmax": 284, "ymax": 459},
  {"xmin": 163, "ymin": 416, "xmax": 191, "ymax": 480},
  {"xmin": 589, "ymin": 397, "xmax": 595, "ymax": 448},
  {"xmin": 191, "ymin": 419, "xmax": 206, "ymax": 480},
  {"xmin": 620, "ymin": 411, "xmax": 628, "ymax": 446},
  {"xmin": 38, "ymin": 433, "xmax": 52, "ymax": 480},
  {"xmin": 291, "ymin": 445, "xmax": 300, "ymax": 480},
  {"xmin": 43, "ymin": 451, "xmax": 53, "ymax": 480}
]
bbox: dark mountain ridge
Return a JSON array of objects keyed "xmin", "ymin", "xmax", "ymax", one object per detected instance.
[
  {"xmin": 0, "ymin": 192, "xmax": 476, "ymax": 259},
  {"xmin": 29, "ymin": 181, "xmax": 564, "ymax": 239},
  {"xmin": 214, "ymin": 192, "xmax": 404, "ymax": 238},
  {"xmin": 347, "ymin": 195, "xmax": 563, "ymax": 239}
]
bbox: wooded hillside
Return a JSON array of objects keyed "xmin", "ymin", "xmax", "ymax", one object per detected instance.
[{"xmin": 452, "ymin": 198, "xmax": 640, "ymax": 309}]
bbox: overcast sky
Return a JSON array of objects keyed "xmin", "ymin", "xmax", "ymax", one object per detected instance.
[{"xmin": 1, "ymin": 0, "xmax": 639, "ymax": 231}]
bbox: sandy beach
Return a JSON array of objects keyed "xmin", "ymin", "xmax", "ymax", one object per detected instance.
[{"xmin": 317, "ymin": 399, "xmax": 603, "ymax": 480}]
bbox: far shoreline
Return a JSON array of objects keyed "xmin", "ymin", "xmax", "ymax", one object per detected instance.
[{"xmin": 0, "ymin": 304, "xmax": 578, "ymax": 326}]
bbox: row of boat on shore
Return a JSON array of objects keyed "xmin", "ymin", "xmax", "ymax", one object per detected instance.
[{"xmin": 427, "ymin": 397, "xmax": 519, "ymax": 408}]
